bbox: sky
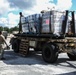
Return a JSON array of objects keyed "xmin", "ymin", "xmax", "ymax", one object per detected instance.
[{"xmin": 0, "ymin": 0, "xmax": 76, "ymax": 28}]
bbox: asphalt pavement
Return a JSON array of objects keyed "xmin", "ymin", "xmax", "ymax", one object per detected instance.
[{"xmin": 0, "ymin": 35, "xmax": 76, "ymax": 75}]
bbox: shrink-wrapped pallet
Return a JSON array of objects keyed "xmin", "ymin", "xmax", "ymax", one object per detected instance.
[
  {"xmin": 22, "ymin": 14, "xmax": 41, "ymax": 34},
  {"xmin": 22, "ymin": 23, "xmax": 29, "ymax": 33},
  {"xmin": 41, "ymin": 10, "xmax": 65, "ymax": 35}
]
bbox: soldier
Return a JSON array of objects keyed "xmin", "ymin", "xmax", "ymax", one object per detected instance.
[{"xmin": 0, "ymin": 31, "xmax": 9, "ymax": 60}]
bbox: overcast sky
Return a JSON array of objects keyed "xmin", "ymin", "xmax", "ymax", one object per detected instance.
[{"xmin": 0, "ymin": 0, "xmax": 75, "ymax": 28}]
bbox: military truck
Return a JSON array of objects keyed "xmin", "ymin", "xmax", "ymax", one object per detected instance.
[{"xmin": 10, "ymin": 10, "xmax": 76, "ymax": 63}]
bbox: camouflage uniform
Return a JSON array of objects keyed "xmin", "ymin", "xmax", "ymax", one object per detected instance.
[{"xmin": 0, "ymin": 35, "xmax": 6, "ymax": 59}]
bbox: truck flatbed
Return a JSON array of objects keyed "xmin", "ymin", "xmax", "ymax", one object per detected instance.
[{"xmin": 14, "ymin": 33, "xmax": 65, "ymax": 39}]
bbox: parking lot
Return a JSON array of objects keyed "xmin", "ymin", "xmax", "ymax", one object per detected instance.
[{"xmin": 0, "ymin": 36, "xmax": 76, "ymax": 75}]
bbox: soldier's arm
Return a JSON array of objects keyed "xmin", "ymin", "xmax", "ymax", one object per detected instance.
[{"xmin": 2, "ymin": 35, "xmax": 8, "ymax": 46}]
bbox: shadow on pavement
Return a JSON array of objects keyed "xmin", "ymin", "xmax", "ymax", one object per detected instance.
[
  {"xmin": 3, "ymin": 50, "xmax": 47, "ymax": 65},
  {"xmin": 54, "ymin": 58, "xmax": 76, "ymax": 69},
  {"xmin": 2, "ymin": 50, "xmax": 76, "ymax": 69}
]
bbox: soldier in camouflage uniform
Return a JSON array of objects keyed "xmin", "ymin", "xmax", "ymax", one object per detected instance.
[{"xmin": 0, "ymin": 31, "xmax": 9, "ymax": 60}]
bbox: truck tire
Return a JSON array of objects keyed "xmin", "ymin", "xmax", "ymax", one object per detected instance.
[
  {"xmin": 12, "ymin": 39, "xmax": 20, "ymax": 53},
  {"xmin": 67, "ymin": 52, "xmax": 76, "ymax": 60},
  {"xmin": 42, "ymin": 43, "xmax": 58, "ymax": 63}
]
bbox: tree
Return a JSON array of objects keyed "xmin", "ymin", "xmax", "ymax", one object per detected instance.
[
  {"xmin": 0, "ymin": 26, "xmax": 19, "ymax": 33},
  {"xmin": 0, "ymin": 26, "xmax": 3, "ymax": 31},
  {"xmin": 9, "ymin": 26, "xmax": 19, "ymax": 33},
  {"xmin": 4, "ymin": 27, "xmax": 9, "ymax": 33}
]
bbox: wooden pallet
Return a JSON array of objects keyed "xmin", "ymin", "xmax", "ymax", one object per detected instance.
[{"xmin": 19, "ymin": 39, "xmax": 29, "ymax": 56}]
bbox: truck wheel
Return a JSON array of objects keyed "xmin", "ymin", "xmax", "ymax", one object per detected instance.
[
  {"xmin": 67, "ymin": 52, "xmax": 76, "ymax": 60},
  {"xmin": 42, "ymin": 43, "xmax": 58, "ymax": 63},
  {"xmin": 12, "ymin": 39, "xmax": 20, "ymax": 53}
]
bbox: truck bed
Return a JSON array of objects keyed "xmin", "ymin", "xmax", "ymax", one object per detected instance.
[{"xmin": 14, "ymin": 33, "xmax": 65, "ymax": 39}]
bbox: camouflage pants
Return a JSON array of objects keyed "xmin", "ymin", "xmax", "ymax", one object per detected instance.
[{"xmin": 0, "ymin": 44, "xmax": 4, "ymax": 59}]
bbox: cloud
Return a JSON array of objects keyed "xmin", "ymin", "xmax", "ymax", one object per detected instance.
[
  {"xmin": 0, "ymin": 0, "xmax": 73, "ymax": 28},
  {"xmin": 0, "ymin": 0, "xmax": 17, "ymax": 16},
  {"xmin": 23, "ymin": 0, "xmax": 56, "ymax": 16},
  {"xmin": 75, "ymin": 14, "xmax": 76, "ymax": 19},
  {"xmin": 0, "ymin": 17, "xmax": 8, "ymax": 27},
  {"xmin": 57, "ymin": 0, "xmax": 72, "ymax": 10},
  {"xmin": 35, "ymin": 0, "xmax": 56, "ymax": 11},
  {"xmin": 0, "ymin": 0, "xmax": 72, "ymax": 16},
  {"xmin": 0, "ymin": 13, "xmax": 19, "ymax": 28},
  {"xmin": 0, "ymin": 0, "xmax": 10, "ymax": 16},
  {"xmin": 23, "ymin": 0, "xmax": 72, "ymax": 16},
  {"xmin": 7, "ymin": 0, "xmax": 36, "ymax": 10},
  {"xmin": 7, "ymin": 13, "xmax": 19, "ymax": 28}
]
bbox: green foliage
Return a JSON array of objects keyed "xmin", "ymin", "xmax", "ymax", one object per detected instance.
[
  {"xmin": 0, "ymin": 26, "xmax": 3, "ymax": 31},
  {"xmin": 9, "ymin": 26, "xmax": 19, "ymax": 33},
  {"xmin": 0, "ymin": 26, "xmax": 19, "ymax": 33},
  {"xmin": 4, "ymin": 27, "xmax": 9, "ymax": 33}
]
